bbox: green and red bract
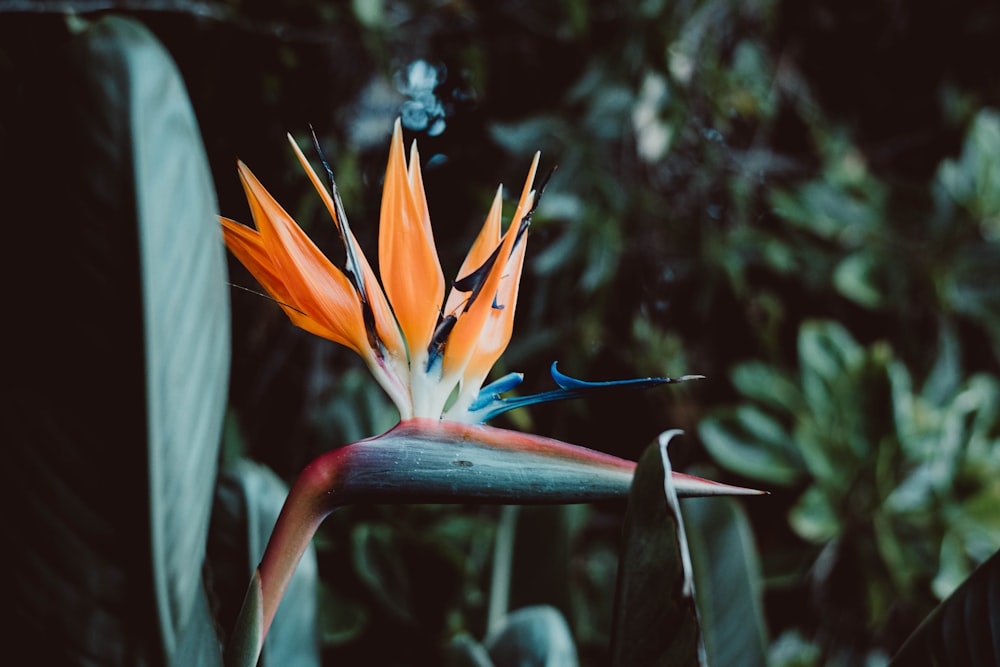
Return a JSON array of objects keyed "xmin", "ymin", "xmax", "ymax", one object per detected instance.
[{"xmin": 224, "ymin": 420, "xmax": 762, "ymax": 666}]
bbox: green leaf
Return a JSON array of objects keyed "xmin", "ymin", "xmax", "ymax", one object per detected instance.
[
  {"xmin": 683, "ymin": 494, "xmax": 769, "ymax": 667},
  {"xmin": 611, "ymin": 432, "xmax": 705, "ymax": 667},
  {"xmin": 798, "ymin": 321, "xmax": 863, "ymax": 419},
  {"xmin": 352, "ymin": 523, "xmax": 417, "ymax": 625},
  {"xmin": 318, "ymin": 585, "xmax": 370, "ymax": 646},
  {"xmin": 889, "ymin": 547, "xmax": 1000, "ymax": 666},
  {"xmin": 484, "ymin": 606, "xmax": 579, "ymax": 667},
  {"xmin": 4, "ymin": 15, "xmax": 226, "ymax": 666},
  {"xmin": 698, "ymin": 409, "xmax": 805, "ymax": 486},
  {"xmin": 833, "ymin": 251, "xmax": 884, "ymax": 308},
  {"xmin": 769, "ymin": 179, "xmax": 880, "ymax": 243},
  {"xmin": 935, "ymin": 109, "xmax": 1000, "ymax": 226},
  {"xmin": 940, "ymin": 244, "xmax": 1000, "ymax": 349},
  {"xmin": 730, "ymin": 361, "xmax": 804, "ymax": 415},
  {"xmin": 445, "ymin": 635, "xmax": 496, "ymax": 667},
  {"xmin": 788, "ymin": 486, "xmax": 840, "ymax": 544}
]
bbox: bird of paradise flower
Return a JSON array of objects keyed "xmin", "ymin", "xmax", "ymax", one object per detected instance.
[{"xmin": 220, "ymin": 119, "xmax": 760, "ymax": 667}]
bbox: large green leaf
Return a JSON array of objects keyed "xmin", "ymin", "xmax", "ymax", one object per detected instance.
[
  {"xmin": 3, "ymin": 14, "xmax": 227, "ymax": 666},
  {"xmin": 610, "ymin": 431, "xmax": 705, "ymax": 667},
  {"xmin": 889, "ymin": 547, "xmax": 1000, "ymax": 666}
]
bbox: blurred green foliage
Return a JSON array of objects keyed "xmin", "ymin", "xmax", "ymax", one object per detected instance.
[{"xmin": 7, "ymin": 0, "xmax": 997, "ymax": 664}]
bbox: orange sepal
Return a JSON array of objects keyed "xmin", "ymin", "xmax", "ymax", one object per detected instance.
[
  {"xmin": 236, "ymin": 162, "xmax": 368, "ymax": 356},
  {"xmin": 286, "ymin": 135, "xmax": 406, "ymax": 363},
  {"xmin": 221, "ymin": 217, "xmax": 352, "ymax": 344},
  {"xmin": 378, "ymin": 120, "xmax": 445, "ymax": 361}
]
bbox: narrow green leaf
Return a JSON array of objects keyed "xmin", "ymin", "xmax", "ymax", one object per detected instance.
[
  {"xmin": 124, "ymin": 14, "xmax": 230, "ymax": 657},
  {"xmin": 683, "ymin": 494, "xmax": 769, "ymax": 667},
  {"xmin": 611, "ymin": 431, "xmax": 705, "ymax": 667}
]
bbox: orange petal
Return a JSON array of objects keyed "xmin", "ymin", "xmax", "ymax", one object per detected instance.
[
  {"xmin": 378, "ymin": 119, "xmax": 445, "ymax": 360},
  {"xmin": 408, "ymin": 140, "xmax": 437, "ymax": 250},
  {"xmin": 442, "ymin": 209, "xmax": 523, "ymax": 379},
  {"xmin": 236, "ymin": 161, "xmax": 368, "ymax": 355},
  {"xmin": 286, "ymin": 134, "xmax": 407, "ymax": 363}
]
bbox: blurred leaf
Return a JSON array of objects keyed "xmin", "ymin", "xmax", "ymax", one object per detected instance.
[
  {"xmin": 509, "ymin": 506, "xmax": 572, "ymax": 625},
  {"xmin": 611, "ymin": 432, "xmax": 704, "ymax": 667},
  {"xmin": 318, "ymin": 586, "xmax": 369, "ymax": 645},
  {"xmin": 683, "ymin": 495, "xmax": 769, "ymax": 667},
  {"xmin": 935, "ymin": 109, "xmax": 1000, "ymax": 227},
  {"xmin": 5, "ymin": 15, "xmax": 226, "ymax": 666},
  {"xmin": 798, "ymin": 321, "xmax": 863, "ymax": 416},
  {"xmin": 932, "ymin": 531, "xmax": 971, "ymax": 601},
  {"xmin": 788, "ymin": 486, "xmax": 839, "ymax": 544},
  {"xmin": 485, "ymin": 606, "xmax": 578, "ymax": 667},
  {"xmin": 889, "ymin": 547, "xmax": 1000, "ymax": 666},
  {"xmin": 833, "ymin": 251, "xmax": 884, "ymax": 308},
  {"xmin": 352, "ymin": 0, "xmax": 385, "ymax": 29},
  {"xmin": 698, "ymin": 408, "xmax": 806, "ymax": 486},
  {"xmin": 352, "ymin": 522, "xmax": 416, "ymax": 625},
  {"xmin": 445, "ymin": 633, "xmax": 495, "ymax": 667},
  {"xmin": 770, "ymin": 180, "xmax": 880, "ymax": 244},
  {"xmin": 212, "ymin": 460, "xmax": 319, "ymax": 667},
  {"xmin": 921, "ymin": 320, "xmax": 962, "ymax": 405},
  {"xmin": 174, "ymin": 584, "xmax": 225, "ymax": 667},
  {"xmin": 940, "ymin": 244, "xmax": 1000, "ymax": 358},
  {"xmin": 730, "ymin": 361, "xmax": 804, "ymax": 415},
  {"xmin": 768, "ymin": 630, "xmax": 821, "ymax": 667}
]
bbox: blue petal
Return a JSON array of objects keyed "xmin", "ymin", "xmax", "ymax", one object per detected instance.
[
  {"xmin": 469, "ymin": 372, "xmax": 524, "ymax": 411},
  {"xmin": 469, "ymin": 362, "xmax": 704, "ymax": 423}
]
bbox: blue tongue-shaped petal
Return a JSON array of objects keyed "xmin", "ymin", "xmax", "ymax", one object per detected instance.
[{"xmin": 469, "ymin": 362, "xmax": 704, "ymax": 423}]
